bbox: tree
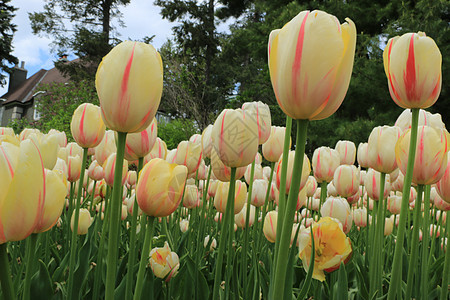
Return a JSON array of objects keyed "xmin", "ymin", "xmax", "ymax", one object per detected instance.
[
  {"xmin": 29, "ymin": 0, "xmax": 131, "ymax": 81},
  {"xmin": 0, "ymin": 0, "xmax": 18, "ymax": 86}
]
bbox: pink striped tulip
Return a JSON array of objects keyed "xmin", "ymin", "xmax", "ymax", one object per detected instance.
[
  {"xmin": 262, "ymin": 126, "xmax": 290, "ymax": 162},
  {"xmin": 96, "ymin": 41, "xmax": 163, "ymax": 133},
  {"xmin": 87, "ymin": 160, "xmax": 104, "ymax": 181},
  {"xmin": 436, "ymin": 152, "xmax": 450, "ymax": 203},
  {"xmin": 67, "ymin": 155, "xmax": 82, "ymax": 182},
  {"xmin": 312, "ymin": 147, "xmax": 340, "ymax": 183},
  {"xmin": 333, "ymin": 165, "xmax": 360, "ymax": 198},
  {"xmin": 201, "ymin": 125, "xmax": 213, "ymax": 158},
  {"xmin": 335, "ymin": 140, "xmax": 356, "ymax": 165},
  {"xmin": 94, "ymin": 130, "xmax": 117, "ymax": 165},
  {"xmin": 124, "ymin": 119, "xmax": 157, "ymax": 161},
  {"xmin": 214, "ymin": 180, "xmax": 247, "ymax": 214},
  {"xmin": 174, "ymin": 140, "xmax": 202, "ymax": 174},
  {"xmin": 242, "ymin": 101, "xmax": 272, "ymax": 144},
  {"xmin": 357, "ymin": 142, "xmax": 369, "ymax": 168},
  {"xmin": 268, "ymin": 10, "xmax": 356, "ymax": 120},
  {"xmin": 145, "ymin": 137, "xmax": 168, "ymax": 162},
  {"xmin": 71, "ymin": 103, "xmax": 106, "ymax": 148},
  {"xmin": 367, "ymin": 126, "xmax": 402, "ymax": 174},
  {"xmin": 364, "ymin": 168, "xmax": 391, "ymax": 201},
  {"xmin": 263, "ymin": 211, "xmax": 278, "ymax": 243},
  {"xmin": 276, "ymin": 150, "xmax": 311, "ymax": 195},
  {"xmin": 103, "ymin": 153, "xmax": 128, "ymax": 187},
  {"xmin": 395, "ymin": 109, "xmax": 445, "ymax": 132},
  {"xmin": 149, "ymin": 242, "xmax": 180, "ymax": 281},
  {"xmin": 383, "ymin": 32, "xmax": 441, "ymax": 109},
  {"xmin": 210, "ymin": 147, "xmax": 245, "ymax": 182},
  {"xmin": 320, "ymin": 197, "xmax": 353, "ymax": 233}
]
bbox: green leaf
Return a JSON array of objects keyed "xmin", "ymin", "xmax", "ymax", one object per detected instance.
[
  {"xmin": 30, "ymin": 260, "xmax": 54, "ymax": 300},
  {"xmin": 337, "ymin": 262, "xmax": 348, "ymax": 300},
  {"xmin": 297, "ymin": 226, "xmax": 315, "ymax": 300}
]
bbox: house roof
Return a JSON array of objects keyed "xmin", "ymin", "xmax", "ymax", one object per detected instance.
[{"xmin": 0, "ymin": 64, "xmax": 70, "ymax": 106}]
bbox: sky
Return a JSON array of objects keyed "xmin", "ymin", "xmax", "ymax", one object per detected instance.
[{"xmin": 0, "ymin": 0, "xmax": 187, "ymax": 95}]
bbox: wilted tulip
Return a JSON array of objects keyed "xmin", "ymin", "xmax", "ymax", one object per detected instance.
[
  {"xmin": 298, "ymin": 217, "xmax": 352, "ymax": 281},
  {"xmin": 276, "ymin": 150, "xmax": 310, "ymax": 195},
  {"xmin": 149, "ymin": 242, "xmax": 180, "ymax": 281},
  {"xmin": 103, "ymin": 153, "xmax": 128, "ymax": 187},
  {"xmin": 71, "ymin": 208, "xmax": 93, "ymax": 235},
  {"xmin": 263, "ymin": 210, "xmax": 278, "ymax": 243},
  {"xmin": 263, "ymin": 126, "xmax": 290, "ymax": 162},
  {"xmin": 242, "ymin": 101, "xmax": 271, "ymax": 144},
  {"xmin": 211, "ymin": 108, "xmax": 258, "ymax": 168},
  {"xmin": 396, "ymin": 126, "xmax": 448, "ymax": 185},
  {"xmin": 383, "ymin": 32, "xmax": 441, "ymax": 109},
  {"xmin": 320, "ymin": 197, "xmax": 353, "ymax": 233},
  {"xmin": 268, "ymin": 10, "xmax": 356, "ymax": 121},
  {"xmin": 312, "ymin": 146, "xmax": 340, "ymax": 183},
  {"xmin": 333, "ymin": 165, "xmax": 360, "ymax": 198},
  {"xmin": 367, "ymin": 126, "xmax": 402, "ymax": 174},
  {"xmin": 214, "ymin": 180, "xmax": 247, "ymax": 214},
  {"xmin": 71, "ymin": 103, "xmax": 106, "ymax": 149},
  {"xmin": 124, "ymin": 119, "xmax": 157, "ymax": 161},
  {"xmin": 136, "ymin": 158, "xmax": 187, "ymax": 217},
  {"xmin": 335, "ymin": 140, "xmax": 356, "ymax": 165}
]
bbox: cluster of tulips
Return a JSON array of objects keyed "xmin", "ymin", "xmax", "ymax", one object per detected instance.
[{"xmin": 0, "ymin": 8, "xmax": 448, "ymax": 300}]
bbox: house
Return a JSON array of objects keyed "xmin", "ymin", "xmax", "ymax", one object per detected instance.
[
  {"xmin": 0, "ymin": 60, "xmax": 70, "ymax": 127},
  {"xmin": 0, "ymin": 59, "xmax": 171, "ymax": 128}
]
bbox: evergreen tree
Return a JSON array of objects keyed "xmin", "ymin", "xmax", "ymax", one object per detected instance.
[{"xmin": 0, "ymin": 0, "xmax": 18, "ymax": 86}]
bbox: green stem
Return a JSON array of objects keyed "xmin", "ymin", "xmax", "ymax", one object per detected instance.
[
  {"xmin": 258, "ymin": 162, "xmax": 275, "ymax": 250},
  {"xmin": 420, "ymin": 185, "xmax": 431, "ymax": 299},
  {"xmin": 134, "ymin": 216, "xmax": 155, "ymax": 300},
  {"xmin": 0, "ymin": 243, "xmax": 15, "ymax": 300},
  {"xmin": 405, "ymin": 185, "xmax": 424, "ymax": 300},
  {"xmin": 242, "ymin": 159, "xmax": 255, "ymax": 293},
  {"xmin": 387, "ymin": 108, "xmax": 419, "ymax": 300},
  {"xmin": 440, "ymin": 211, "xmax": 450, "ymax": 300},
  {"xmin": 125, "ymin": 157, "xmax": 144, "ymax": 300},
  {"xmin": 66, "ymin": 182, "xmax": 75, "ymax": 250},
  {"xmin": 67, "ymin": 147, "xmax": 88, "ymax": 300},
  {"xmin": 23, "ymin": 233, "xmax": 39, "ymax": 300},
  {"xmin": 213, "ymin": 167, "xmax": 236, "ymax": 300},
  {"xmin": 273, "ymin": 119, "xmax": 308, "ymax": 296},
  {"xmin": 225, "ymin": 168, "xmax": 237, "ymax": 299},
  {"xmin": 105, "ymin": 132, "xmax": 127, "ymax": 300},
  {"xmin": 89, "ymin": 180, "xmax": 97, "ymax": 212},
  {"xmin": 319, "ymin": 181, "xmax": 327, "ymax": 211}
]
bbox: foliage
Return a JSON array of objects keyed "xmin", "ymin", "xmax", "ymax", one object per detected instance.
[
  {"xmin": 157, "ymin": 118, "xmax": 199, "ymax": 150},
  {"xmin": 0, "ymin": 0, "xmax": 18, "ymax": 86}
]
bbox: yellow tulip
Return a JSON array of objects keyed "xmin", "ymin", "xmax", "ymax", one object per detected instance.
[
  {"xmin": 174, "ymin": 140, "xmax": 202, "ymax": 174},
  {"xmin": 149, "ymin": 242, "xmax": 180, "ymax": 281},
  {"xmin": 70, "ymin": 103, "xmax": 106, "ymax": 148},
  {"xmin": 367, "ymin": 126, "xmax": 402, "ymax": 174},
  {"xmin": 0, "ymin": 127, "xmax": 14, "ymax": 136},
  {"xmin": 124, "ymin": 118, "xmax": 157, "ymax": 161},
  {"xmin": 262, "ymin": 126, "xmax": 290, "ymax": 163},
  {"xmin": 70, "ymin": 208, "xmax": 93, "ymax": 235},
  {"xmin": 263, "ymin": 210, "xmax": 278, "ymax": 243},
  {"xmin": 268, "ymin": 10, "xmax": 356, "ymax": 120},
  {"xmin": 298, "ymin": 217, "xmax": 352, "ymax": 281},
  {"xmin": 383, "ymin": 32, "xmax": 441, "ymax": 109},
  {"xmin": 210, "ymin": 147, "xmax": 246, "ymax": 182},
  {"xmin": 0, "ymin": 140, "xmax": 45, "ymax": 243},
  {"xmin": 211, "ymin": 108, "xmax": 258, "ymax": 168},
  {"xmin": 214, "ymin": 180, "xmax": 247, "ymax": 214},
  {"xmin": 96, "ymin": 41, "xmax": 163, "ymax": 133},
  {"xmin": 136, "ymin": 158, "xmax": 187, "ymax": 217},
  {"xmin": 48, "ymin": 129, "xmax": 67, "ymax": 147}
]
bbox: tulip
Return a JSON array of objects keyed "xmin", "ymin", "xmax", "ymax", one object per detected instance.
[
  {"xmin": 320, "ymin": 197, "xmax": 353, "ymax": 233},
  {"xmin": 19, "ymin": 128, "xmax": 40, "ymax": 141},
  {"xmin": 211, "ymin": 108, "xmax": 258, "ymax": 168},
  {"xmin": 183, "ymin": 184, "xmax": 200, "ymax": 209},
  {"xmin": 395, "ymin": 109, "xmax": 446, "ymax": 132},
  {"xmin": 262, "ymin": 126, "xmax": 290, "ymax": 163},
  {"xmin": 357, "ymin": 142, "xmax": 369, "ymax": 168},
  {"xmin": 103, "ymin": 153, "xmax": 128, "ymax": 187},
  {"xmin": 305, "ymin": 176, "xmax": 317, "ymax": 198},
  {"xmin": 0, "ymin": 127, "xmax": 14, "ymax": 136},
  {"xmin": 0, "ymin": 140, "xmax": 45, "ymax": 243},
  {"xmin": 201, "ymin": 125, "xmax": 213, "ymax": 158},
  {"xmin": 242, "ymin": 101, "xmax": 272, "ymax": 144},
  {"xmin": 276, "ymin": 150, "xmax": 310, "ymax": 195},
  {"xmin": 66, "ymin": 142, "xmax": 83, "ymax": 160},
  {"xmin": 327, "ymin": 181, "xmax": 338, "ymax": 197},
  {"xmin": 251, "ymin": 179, "xmax": 269, "ymax": 207},
  {"xmin": 70, "ymin": 208, "xmax": 93, "ymax": 235},
  {"xmin": 179, "ymin": 219, "xmax": 189, "ymax": 233},
  {"xmin": 67, "ymin": 155, "xmax": 82, "ymax": 182},
  {"xmin": 34, "ymin": 170, "xmax": 67, "ymax": 233},
  {"xmin": 244, "ymin": 163, "xmax": 263, "ymax": 184},
  {"xmin": 276, "ymin": 186, "xmax": 308, "ymax": 211},
  {"xmin": 210, "ymin": 147, "xmax": 245, "ymax": 182},
  {"xmin": 214, "ymin": 180, "xmax": 247, "ymax": 214},
  {"xmin": 71, "ymin": 103, "xmax": 106, "ymax": 149},
  {"xmin": 263, "ymin": 210, "xmax": 278, "ymax": 243},
  {"xmin": 174, "ymin": 140, "xmax": 202, "ymax": 174},
  {"xmin": 125, "ymin": 193, "xmax": 142, "ymax": 216},
  {"xmin": 28, "ymin": 133, "xmax": 60, "ymax": 170},
  {"xmin": 48, "ymin": 129, "xmax": 67, "ymax": 147},
  {"xmin": 396, "ymin": 126, "xmax": 448, "ymax": 185},
  {"xmin": 298, "ymin": 217, "xmax": 352, "ymax": 281},
  {"xmin": 436, "ymin": 152, "xmax": 450, "ymax": 203},
  {"xmin": 268, "ymin": 10, "xmax": 356, "ymax": 121},
  {"xmin": 166, "ymin": 149, "xmax": 177, "ymax": 164},
  {"xmin": 432, "ymin": 187, "xmax": 450, "ymax": 211},
  {"xmin": 367, "ymin": 126, "xmax": 402, "ymax": 174},
  {"xmin": 96, "ymin": 41, "xmax": 163, "ymax": 133},
  {"xmin": 364, "ymin": 168, "xmax": 391, "ymax": 201},
  {"xmin": 347, "ymin": 188, "xmax": 361, "ymax": 205},
  {"xmin": 149, "ymin": 242, "xmax": 180, "ymax": 281},
  {"xmin": 383, "ymin": 32, "xmax": 441, "ymax": 109},
  {"xmin": 136, "ymin": 158, "xmax": 187, "ymax": 217},
  {"xmin": 312, "ymin": 146, "xmax": 340, "ymax": 183},
  {"xmin": 124, "ymin": 119, "xmax": 157, "ymax": 161},
  {"xmin": 87, "ymin": 160, "xmax": 104, "ymax": 181},
  {"xmin": 94, "ymin": 130, "xmax": 117, "ymax": 166},
  {"xmin": 144, "ymin": 137, "xmax": 167, "ymax": 162},
  {"xmin": 384, "ymin": 217, "xmax": 394, "ymax": 236},
  {"xmin": 335, "ymin": 140, "xmax": 356, "ymax": 165},
  {"xmin": 204, "ymin": 235, "xmax": 217, "ymax": 251},
  {"xmin": 389, "ymin": 168, "xmax": 399, "ymax": 184},
  {"xmin": 54, "ymin": 157, "xmax": 68, "ymax": 180},
  {"xmin": 126, "ymin": 170, "xmax": 137, "ymax": 189},
  {"xmin": 387, "ymin": 195, "xmax": 402, "ymax": 214},
  {"xmin": 333, "ymin": 165, "xmax": 360, "ymax": 198},
  {"xmin": 353, "ymin": 208, "xmax": 370, "ymax": 227},
  {"xmin": 235, "ymin": 204, "xmax": 256, "ymax": 228}
]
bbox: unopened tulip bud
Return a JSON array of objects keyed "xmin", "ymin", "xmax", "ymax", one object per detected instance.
[
  {"xmin": 174, "ymin": 140, "xmax": 202, "ymax": 174},
  {"xmin": 214, "ymin": 180, "xmax": 247, "ymax": 214},
  {"xmin": 384, "ymin": 217, "xmax": 394, "ymax": 236},
  {"xmin": 127, "ymin": 170, "xmax": 137, "ymax": 188},
  {"xmin": 335, "ymin": 140, "xmax": 356, "ymax": 165},
  {"xmin": 263, "ymin": 211, "xmax": 277, "ymax": 243},
  {"xmin": 357, "ymin": 143, "xmax": 369, "ymax": 168},
  {"xmin": 179, "ymin": 219, "xmax": 189, "ymax": 233},
  {"xmin": 71, "ymin": 208, "xmax": 93, "ymax": 235},
  {"xmin": 71, "ymin": 103, "xmax": 106, "ymax": 148},
  {"xmin": 88, "ymin": 160, "xmax": 104, "ymax": 181},
  {"xmin": 124, "ymin": 119, "xmax": 157, "ymax": 161},
  {"xmin": 353, "ymin": 208, "xmax": 369, "ymax": 227},
  {"xmin": 235, "ymin": 205, "xmax": 256, "ymax": 228},
  {"xmin": 183, "ymin": 184, "xmax": 200, "ymax": 209},
  {"xmin": 263, "ymin": 126, "xmax": 290, "ymax": 163},
  {"xmin": 242, "ymin": 101, "xmax": 271, "ymax": 145},
  {"xmin": 367, "ymin": 126, "xmax": 402, "ymax": 174},
  {"xmin": 276, "ymin": 150, "xmax": 310, "ymax": 195},
  {"xmin": 210, "ymin": 147, "xmax": 245, "ymax": 182},
  {"xmin": 333, "ymin": 165, "xmax": 360, "ymax": 198},
  {"xmin": 103, "ymin": 153, "xmax": 128, "ymax": 187},
  {"xmin": 251, "ymin": 179, "xmax": 268, "ymax": 207},
  {"xmin": 312, "ymin": 146, "xmax": 340, "ymax": 183}
]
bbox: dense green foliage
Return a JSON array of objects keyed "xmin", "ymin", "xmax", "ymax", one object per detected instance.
[
  {"xmin": 0, "ymin": 0, "xmax": 18, "ymax": 86},
  {"xmin": 158, "ymin": 118, "xmax": 199, "ymax": 150}
]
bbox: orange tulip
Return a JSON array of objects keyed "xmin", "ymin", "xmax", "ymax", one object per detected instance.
[
  {"xmin": 96, "ymin": 41, "xmax": 163, "ymax": 133},
  {"xmin": 268, "ymin": 10, "xmax": 356, "ymax": 120},
  {"xmin": 383, "ymin": 32, "xmax": 441, "ymax": 109},
  {"xmin": 71, "ymin": 103, "xmax": 106, "ymax": 149}
]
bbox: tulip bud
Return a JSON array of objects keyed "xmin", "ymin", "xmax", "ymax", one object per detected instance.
[
  {"xmin": 124, "ymin": 119, "xmax": 158, "ymax": 161},
  {"xmin": 262, "ymin": 126, "xmax": 290, "ymax": 162},
  {"xmin": 276, "ymin": 150, "xmax": 310, "ymax": 195},
  {"xmin": 333, "ymin": 165, "xmax": 360, "ymax": 198},
  {"xmin": 353, "ymin": 208, "xmax": 369, "ymax": 227},
  {"xmin": 312, "ymin": 146, "xmax": 340, "ymax": 183},
  {"xmin": 174, "ymin": 140, "xmax": 202, "ymax": 174},
  {"xmin": 320, "ymin": 197, "xmax": 353, "ymax": 233},
  {"xmin": 96, "ymin": 41, "xmax": 163, "ymax": 133},
  {"xmin": 367, "ymin": 126, "xmax": 402, "ymax": 174},
  {"xmin": 214, "ymin": 180, "xmax": 247, "ymax": 214},
  {"xmin": 71, "ymin": 208, "xmax": 93, "ymax": 235},
  {"xmin": 144, "ymin": 137, "xmax": 168, "ymax": 162},
  {"xmin": 149, "ymin": 242, "xmax": 180, "ymax": 281},
  {"xmin": 71, "ymin": 103, "xmax": 106, "ymax": 148},
  {"xmin": 136, "ymin": 158, "xmax": 188, "ymax": 217},
  {"xmin": 66, "ymin": 142, "xmax": 83, "ymax": 160},
  {"xmin": 335, "ymin": 140, "xmax": 356, "ymax": 165},
  {"xmin": 250, "ymin": 179, "xmax": 268, "ymax": 207},
  {"xmin": 94, "ymin": 130, "xmax": 117, "ymax": 166},
  {"xmin": 179, "ymin": 219, "xmax": 189, "ymax": 233},
  {"xmin": 305, "ymin": 176, "xmax": 317, "ymax": 197},
  {"xmin": 384, "ymin": 217, "xmax": 394, "ymax": 236},
  {"xmin": 263, "ymin": 211, "xmax": 277, "ymax": 243},
  {"xmin": 364, "ymin": 168, "xmax": 391, "ymax": 201},
  {"xmin": 183, "ymin": 184, "xmax": 200, "ymax": 209},
  {"xmin": 103, "ymin": 153, "xmax": 128, "ymax": 187},
  {"xmin": 126, "ymin": 170, "xmax": 137, "ymax": 188},
  {"xmin": 67, "ymin": 155, "xmax": 82, "ymax": 182},
  {"xmin": 201, "ymin": 125, "xmax": 213, "ymax": 158},
  {"xmin": 383, "ymin": 32, "xmax": 441, "ymax": 109},
  {"xmin": 37, "ymin": 133, "xmax": 60, "ymax": 169},
  {"xmin": 387, "ymin": 195, "xmax": 402, "ymax": 214},
  {"xmin": 357, "ymin": 142, "xmax": 369, "ymax": 168},
  {"xmin": 211, "ymin": 108, "xmax": 258, "ymax": 168},
  {"xmin": 242, "ymin": 101, "xmax": 272, "ymax": 144},
  {"xmin": 235, "ymin": 204, "xmax": 256, "ymax": 228}
]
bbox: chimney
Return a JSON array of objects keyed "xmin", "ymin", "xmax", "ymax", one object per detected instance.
[{"xmin": 8, "ymin": 61, "xmax": 27, "ymax": 93}]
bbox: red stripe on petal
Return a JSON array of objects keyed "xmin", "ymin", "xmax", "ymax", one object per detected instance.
[
  {"xmin": 404, "ymin": 34, "xmax": 417, "ymax": 102},
  {"xmin": 292, "ymin": 12, "xmax": 309, "ymax": 102}
]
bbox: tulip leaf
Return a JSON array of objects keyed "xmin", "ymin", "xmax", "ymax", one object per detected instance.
[
  {"xmin": 337, "ymin": 262, "xmax": 348, "ymax": 300},
  {"xmin": 71, "ymin": 233, "xmax": 92, "ymax": 299},
  {"xmin": 297, "ymin": 226, "xmax": 315, "ymax": 300},
  {"xmin": 30, "ymin": 259, "xmax": 54, "ymax": 300},
  {"xmin": 284, "ymin": 226, "xmax": 300, "ymax": 300}
]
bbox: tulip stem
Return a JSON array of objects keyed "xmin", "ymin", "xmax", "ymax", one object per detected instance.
[
  {"xmin": 134, "ymin": 216, "xmax": 155, "ymax": 300},
  {"xmin": 420, "ymin": 185, "xmax": 431, "ymax": 299},
  {"xmin": 105, "ymin": 131, "xmax": 127, "ymax": 300},
  {"xmin": 0, "ymin": 243, "xmax": 15, "ymax": 300},
  {"xmin": 405, "ymin": 184, "xmax": 424, "ymax": 300},
  {"xmin": 67, "ymin": 147, "xmax": 88, "ymax": 299},
  {"xmin": 387, "ymin": 108, "xmax": 419, "ymax": 300},
  {"xmin": 242, "ymin": 159, "xmax": 255, "ymax": 293},
  {"xmin": 440, "ymin": 211, "xmax": 450, "ymax": 300},
  {"xmin": 319, "ymin": 181, "xmax": 327, "ymax": 211},
  {"xmin": 258, "ymin": 162, "xmax": 275, "ymax": 250},
  {"xmin": 125, "ymin": 157, "xmax": 144, "ymax": 300},
  {"xmin": 23, "ymin": 233, "xmax": 38, "ymax": 300},
  {"xmin": 273, "ymin": 119, "xmax": 308, "ymax": 297},
  {"xmin": 225, "ymin": 167, "xmax": 237, "ymax": 299},
  {"xmin": 212, "ymin": 167, "xmax": 236, "ymax": 300}
]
